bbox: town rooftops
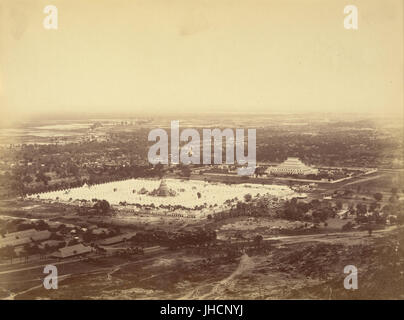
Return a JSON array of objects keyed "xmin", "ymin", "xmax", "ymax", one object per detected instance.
[
  {"xmin": 0, "ymin": 230, "xmax": 51, "ymax": 248},
  {"xmin": 98, "ymin": 232, "xmax": 137, "ymax": 246},
  {"xmin": 51, "ymin": 243, "xmax": 92, "ymax": 258},
  {"xmin": 4, "ymin": 229, "xmax": 37, "ymax": 239},
  {"xmin": 336, "ymin": 209, "xmax": 349, "ymax": 218},
  {"xmin": 92, "ymin": 228, "xmax": 110, "ymax": 235},
  {"xmin": 31, "ymin": 230, "xmax": 52, "ymax": 241},
  {"xmin": 39, "ymin": 240, "xmax": 65, "ymax": 249},
  {"xmin": 0, "ymin": 236, "xmax": 31, "ymax": 248}
]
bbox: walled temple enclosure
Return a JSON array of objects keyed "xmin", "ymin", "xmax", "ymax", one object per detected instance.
[{"xmin": 27, "ymin": 178, "xmax": 297, "ymax": 211}]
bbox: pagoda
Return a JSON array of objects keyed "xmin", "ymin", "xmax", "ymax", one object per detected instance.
[{"xmin": 157, "ymin": 179, "xmax": 170, "ymax": 197}]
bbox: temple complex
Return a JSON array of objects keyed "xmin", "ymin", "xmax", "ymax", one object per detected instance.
[{"xmin": 267, "ymin": 157, "xmax": 318, "ymax": 175}]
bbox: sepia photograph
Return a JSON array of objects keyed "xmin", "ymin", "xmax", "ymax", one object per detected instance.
[{"xmin": 0, "ymin": 0, "xmax": 403, "ymax": 306}]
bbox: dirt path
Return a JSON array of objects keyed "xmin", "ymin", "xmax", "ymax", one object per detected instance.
[
  {"xmin": 3, "ymin": 274, "xmax": 72, "ymax": 300},
  {"xmin": 343, "ymin": 174, "xmax": 383, "ymax": 186},
  {"xmin": 0, "ymin": 258, "xmax": 86, "ymax": 275},
  {"xmin": 179, "ymin": 253, "xmax": 254, "ymax": 300},
  {"xmin": 106, "ymin": 251, "xmax": 171, "ymax": 281},
  {"xmin": 199, "ymin": 253, "xmax": 253, "ymax": 299},
  {"xmin": 262, "ymin": 225, "xmax": 397, "ymax": 243},
  {"xmin": 107, "ymin": 262, "xmax": 133, "ymax": 279}
]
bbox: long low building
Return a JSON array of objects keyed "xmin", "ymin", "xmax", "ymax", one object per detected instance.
[
  {"xmin": 0, "ymin": 236, "xmax": 31, "ymax": 248},
  {"xmin": 0, "ymin": 230, "xmax": 51, "ymax": 248},
  {"xmin": 3, "ymin": 229, "xmax": 38, "ymax": 240},
  {"xmin": 51, "ymin": 243, "xmax": 92, "ymax": 259},
  {"xmin": 98, "ymin": 232, "xmax": 137, "ymax": 246}
]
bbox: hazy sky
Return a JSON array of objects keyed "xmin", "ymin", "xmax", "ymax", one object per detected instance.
[{"xmin": 0, "ymin": 0, "xmax": 403, "ymax": 120}]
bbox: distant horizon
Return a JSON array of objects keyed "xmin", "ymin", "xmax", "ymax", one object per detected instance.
[
  {"xmin": 6, "ymin": 109, "xmax": 404, "ymax": 119},
  {"xmin": 1, "ymin": 109, "xmax": 403, "ymax": 130}
]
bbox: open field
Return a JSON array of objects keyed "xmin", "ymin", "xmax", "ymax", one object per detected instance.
[{"xmin": 27, "ymin": 178, "xmax": 297, "ymax": 210}]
